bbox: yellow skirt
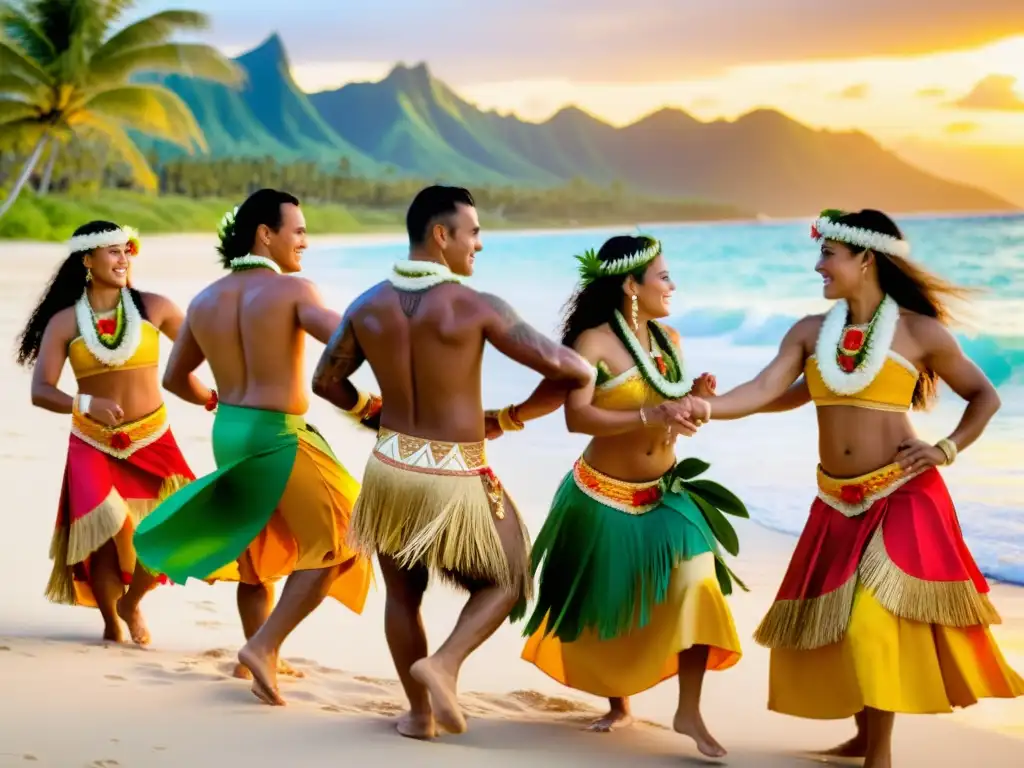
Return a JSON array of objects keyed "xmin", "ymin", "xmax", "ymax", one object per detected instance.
[
  {"xmin": 769, "ymin": 584, "xmax": 1024, "ymax": 719},
  {"xmin": 523, "ymin": 550, "xmax": 742, "ymax": 698}
]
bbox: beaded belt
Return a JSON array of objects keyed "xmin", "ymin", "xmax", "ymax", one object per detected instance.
[
  {"xmin": 371, "ymin": 428, "xmax": 503, "ymax": 518},
  {"xmin": 572, "ymin": 456, "xmax": 663, "ymax": 515},
  {"xmin": 816, "ymin": 462, "xmax": 920, "ymax": 517},
  {"xmin": 71, "ymin": 403, "xmax": 169, "ymax": 460}
]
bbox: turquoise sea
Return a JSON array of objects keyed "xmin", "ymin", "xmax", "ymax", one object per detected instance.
[{"xmin": 305, "ymin": 213, "xmax": 1024, "ymax": 587}]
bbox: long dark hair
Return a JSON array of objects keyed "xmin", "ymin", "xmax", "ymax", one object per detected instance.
[
  {"xmin": 838, "ymin": 209, "xmax": 973, "ymax": 410},
  {"xmin": 15, "ymin": 220, "xmax": 148, "ymax": 367},
  {"xmin": 560, "ymin": 235, "xmax": 658, "ymax": 347}
]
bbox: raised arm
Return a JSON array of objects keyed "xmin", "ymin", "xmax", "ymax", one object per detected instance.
[
  {"xmin": 480, "ymin": 292, "xmax": 592, "ymax": 387},
  {"xmin": 148, "ymin": 293, "xmax": 213, "ymax": 408},
  {"xmin": 706, "ymin": 317, "xmax": 814, "ymax": 420},
  {"xmin": 30, "ymin": 312, "xmax": 76, "ymax": 414}
]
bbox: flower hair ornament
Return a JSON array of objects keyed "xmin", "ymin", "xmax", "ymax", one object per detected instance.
[
  {"xmin": 67, "ymin": 226, "xmax": 140, "ymax": 257},
  {"xmin": 575, "ymin": 238, "xmax": 662, "ymax": 286},
  {"xmin": 810, "ymin": 209, "xmax": 910, "ymax": 258},
  {"xmin": 217, "ymin": 205, "xmax": 239, "ymax": 253}
]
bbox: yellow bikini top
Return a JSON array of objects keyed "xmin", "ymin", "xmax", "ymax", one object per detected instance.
[
  {"xmin": 592, "ymin": 367, "xmax": 664, "ymax": 410},
  {"xmin": 805, "ymin": 353, "xmax": 918, "ymax": 412},
  {"xmin": 68, "ymin": 321, "xmax": 160, "ymax": 380}
]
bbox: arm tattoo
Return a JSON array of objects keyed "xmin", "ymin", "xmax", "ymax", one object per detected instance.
[
  {"xmin": 312, "ymin": 315, "xmax": 364, "ymax": 393},
  {"xmin": 397, "ymin": 290, "xmax": 423, "ymax": 318},
  {"xmin": 481, "ymin": 292, "xmax": 562, "ymax": 355}
]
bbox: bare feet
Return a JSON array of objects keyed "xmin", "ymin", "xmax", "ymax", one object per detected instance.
[
  {"xmin": 674, "ymin": 710, "xmax": 727, "ymax": 758},
  {"xmin": 102, "ymin": 621, "xmax": 124, "ymax": 644},
  {"xmin": 115, "ymin": 598, "xmax": 151, "ymax": 646},
  {"xmin": 822, "ymin": 735, "xmax": 868, "ymax": 758},
  {"xmin": 231, "ymin": 658, "xmax": 305, "ymax": 680},
  {"xmin": 237, "ymin": 643, "xmax": 285, "ymax": 706},
  {"xmin": 397, "ymin": 710, "xmax": 437, "ymax": 740},
  {"xmin": 410, "ymin": 657, "xmax": 466, "ymax": 734},
  {"xmin": 587, "ymin": 709, "xmax": 635, "ymax": 732}
]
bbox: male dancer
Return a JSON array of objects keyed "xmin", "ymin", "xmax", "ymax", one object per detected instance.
[
  {"xmin": 311, "ymin": 185, "xmax": 632, "ymax": 739},
  {"xmin": 132, "ymin": 188, "xmax": 372, "ymax": 705}
]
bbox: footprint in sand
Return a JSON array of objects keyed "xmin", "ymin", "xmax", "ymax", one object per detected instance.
[
  {"xmin": 195, "ymin": 620, "xmax": 226, "ymax": 629},
  {"xmin": 88, "ymin": 761, "xmax": 120, "ymax": 767},
  {"xmin": 104, "ymin": 675, "xmax": 126, "ymax": 682},
  {"xmin": 189, "ymin": 601, "xmax": 218, "ymax": 614},
  {"xmin": 0, "ymin": 646, "xmax": 10, "ymax": 652},
  {"xmin": 21, "ymin": 756, "xmax": 39, "ymax": 762},
  {"xmin": 152, "ymin": 746, "xmax": 167, "ymax": 752}
]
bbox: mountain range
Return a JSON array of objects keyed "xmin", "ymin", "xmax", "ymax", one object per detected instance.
[{"xmin": 142, "ymin": 33, "xmax": 1016, "ymax": 217}]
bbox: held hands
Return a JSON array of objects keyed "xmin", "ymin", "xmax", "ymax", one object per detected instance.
[
  {"xmin": 87, "ymin": 397, "xmax": 124, "ymax": 427},
  {"xmin": 894, "ymin": 438, "xmax": 949, "ymax": 474},
  {"xmin": 690, "ymin": 372, "xmax": 717, "ymax": 398}
]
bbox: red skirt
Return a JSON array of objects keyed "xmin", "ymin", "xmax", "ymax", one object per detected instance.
[{"xmin": 46, "ymin": 405, "xmax": 194, "ymax": 607}]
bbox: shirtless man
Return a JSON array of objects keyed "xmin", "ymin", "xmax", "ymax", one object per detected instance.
[
  {"xmin": 311, "ymin": 186, "xmax": 695, "ymax": 739},
  {"xmin": 132, "ymin": 188, "xmax": 372, "ymax": 705}
]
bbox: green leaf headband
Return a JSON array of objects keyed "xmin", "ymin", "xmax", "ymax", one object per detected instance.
[
  {"xmin": 575, "ymin": 239, "xmax": 662, "ymax": 286},
  {"xmin": 810, "ymin": 208, "xmax": 910, "ymax": 258}
]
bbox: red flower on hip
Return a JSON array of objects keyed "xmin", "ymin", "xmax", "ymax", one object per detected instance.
[
  {"xmin": 839, "ymin": 484, "xmax": 865, "ymax": 504},
  {"xmin": 841, "ymin": 328, "xmax": 865, "ymax": 351},
  {"xmin": 838, "ymin": 355, "xmax": 857, "ymax": 373},
  {"xmin": 96, "ymin": 318, "xmax": 117, "ymax": 336},
  {"xmin": 110, "ymin": 431, "xmax": 132, "ymax": 450},
  {"xmin": 632, "ymin": 486, "xmax": 661, "ymax": 507}
]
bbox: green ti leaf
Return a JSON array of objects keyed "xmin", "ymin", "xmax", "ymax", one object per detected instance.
[
  {"xmin": 685, "ymin": 478, "xmax": 749, "ymax": 518},
  {"xmin": 672, "ymin": 457, "xmax": 710, "ymax": 481},
  {"xmin": 689, "ymin": 492, "xmax": 740, "ymax": 557}
]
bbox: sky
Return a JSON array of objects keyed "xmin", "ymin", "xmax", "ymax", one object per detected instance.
[{"xmin": 131, "ymin": 0, "xmax": 1024, "ymax": 202}]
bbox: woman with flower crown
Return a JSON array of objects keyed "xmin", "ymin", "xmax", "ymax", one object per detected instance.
[
  {"xmin": 701, "ymin": 209, "xmax": 1023, "ymax": 767},
  {"xmin": 15, "ymin": 220, "xmax": 215, "ymax": 645},
  {"xmin": 510, "ymin": 235, "xmax": 747, "ymax": 759}
]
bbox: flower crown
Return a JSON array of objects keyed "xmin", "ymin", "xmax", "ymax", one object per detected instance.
[
  {"xmin": 811, "ymin": 209, "xmax": 910, "ymax": 258},
  {"xmin": 575, "ymin": 238, "xmax": 662, "ymax": 286},
  {"xmin": 67, "ymin": 226, "xmax": 140, "ymax": 257}
]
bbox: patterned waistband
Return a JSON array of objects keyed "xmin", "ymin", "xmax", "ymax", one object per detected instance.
[
  {"xmin": 372, "ymin": 427, "xmax": 488, "ymax": 476},
  {"xmin": 72, "ymin": 403, "xmax": 168, "ymax": 460},
  {"xmin": 572, "ymin": 456, "xmax": 663, "ymax": 515},
  {"xmin": 816, "ymin": 462, "xmax": 920, "ymax": 517}
]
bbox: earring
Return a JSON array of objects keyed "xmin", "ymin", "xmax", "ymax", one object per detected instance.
[
  {"xmin": 631, "ymin": 294, "xmax": 639, "ymax": 331},
  {"xmin": 85, "ymin": 268, "xmax": 92, "ymax": 283}
]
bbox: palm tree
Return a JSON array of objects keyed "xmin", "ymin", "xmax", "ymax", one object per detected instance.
[{"xmin": 0, "ymin": 0, "xmax": 241, "ymax": 217}]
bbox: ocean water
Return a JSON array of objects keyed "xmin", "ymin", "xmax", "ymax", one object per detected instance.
[{"xmin": 303, "ymin": 213, "xmax": 1024, "ymax": 587}]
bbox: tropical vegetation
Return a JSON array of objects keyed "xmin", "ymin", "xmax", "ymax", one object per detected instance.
[{"xmin": 0, "ymin": 0, "xmax": 239, "ymax": 217}]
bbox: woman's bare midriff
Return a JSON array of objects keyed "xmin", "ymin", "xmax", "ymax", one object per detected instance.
[
  {"xmin": 816, "ymin": 406, "xmax": 916, "ymax": 478},
  {"xmin": 582, "ymin": 429, "xmax": 679, "ymax": 483},
  {"xmin": 77, "ymin": 367, "xmax": 165, "ymax": 421}
]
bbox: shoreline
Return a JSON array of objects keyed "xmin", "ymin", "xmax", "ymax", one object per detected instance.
[{"xmin": 0, "ymin": 234, "xmax": 1020, "ymax": 766}]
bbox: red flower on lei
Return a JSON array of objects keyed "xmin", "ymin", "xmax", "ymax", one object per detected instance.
[
  {"xmin": 841, "ymin": 328, "xmax": 865, "ymax": 352},
  {"xmin": 110, "ymin": 431, "xmax": 132, "ymax": 450},
  {"xmin": 838, "ymin": 355, "xmax": 857, "ymax": 373},
  {"xmin": 96, "ymin": 318, "xmax": 117, "ymax": 336},
  {"xmin": 655, "ymin": 356, "xmax": 667, "ymax": 375}
]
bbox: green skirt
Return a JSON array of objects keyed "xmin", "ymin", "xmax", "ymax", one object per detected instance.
[
  {"xmin": 518, "ymin": 456, "xmax": 747, "ymax": 643},
  {"xmin": 132, "ymin": 404, "xmax": 369, "ymax": 606}
]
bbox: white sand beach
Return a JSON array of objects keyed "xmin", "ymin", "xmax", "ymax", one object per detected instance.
[{"xmin": 0, "ymin": 235, "xmax": 1021, "ymax": 767}]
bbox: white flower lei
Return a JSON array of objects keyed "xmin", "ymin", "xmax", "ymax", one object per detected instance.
[
  {"xmin": 228, "ymin": 254, "xmax": 282, "ymax": 273},
  {"xmin": 612, "ymin": 310, "xmax": 691, "ymax": 399},
  {"xmin": 389, "ymin": 260, "xmax": 466, "ymax": 291},
  {"xmin": 815, "ymin": 295, "xmax": 900, "ymax": 395},
  {"xmin": 74, "ymin": 287, "xmax": 143, "ymax": 367}
]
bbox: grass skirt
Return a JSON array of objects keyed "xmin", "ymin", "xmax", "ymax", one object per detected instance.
[
  {"xmin": 133, "ymin": 404, "xmax": 372, "ymax": 613},
  {"xmin": 46, "ymin": 404, "xmax": 193, "ymax": 607},
  {"xmin": 760, "ymin": 464, "xmax": 1024, "ymax": 718},
  {"xmin": 520, "ymin": 457, "xmax": 742, "ymax": 697},
  {"xmin": 349, "ymin": 428, "xmax": 532, "ymax": 604}
]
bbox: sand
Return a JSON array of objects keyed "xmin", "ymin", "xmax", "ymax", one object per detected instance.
[{"xmin": 0, "ymin": 234, "xmax": 1021, "ymax": 767}]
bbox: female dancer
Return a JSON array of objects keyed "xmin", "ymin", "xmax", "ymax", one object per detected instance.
[
  {"xmin": 704, "ymin": 209, "xmax": 1023, "ymax": 767},
  {"xmin": 508, "ymin": 235, "xmax": 746, "ymax": 758},
  {"xmin": 15, "ymin": 221, "xmax": 214, "ymax": 645}
]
